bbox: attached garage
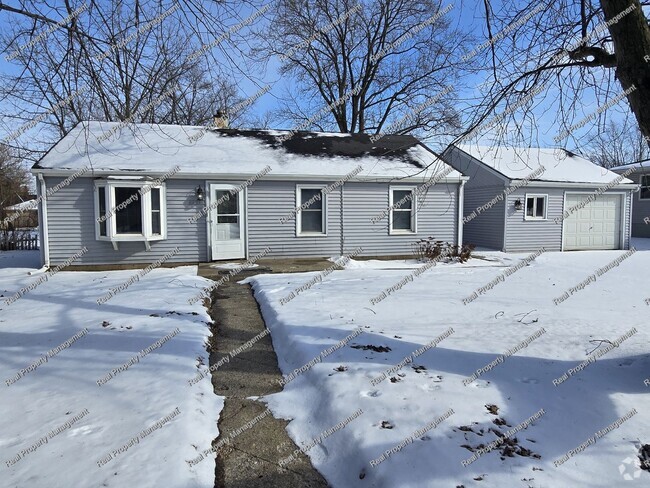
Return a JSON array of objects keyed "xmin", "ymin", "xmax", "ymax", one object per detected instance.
[
  {"xmin": 444, "ymin": 144, "xmax": 637, "ymax": 252},
  {"xmin": 563, "ymin": 193, "xmax": 623, "ymax": 250}
]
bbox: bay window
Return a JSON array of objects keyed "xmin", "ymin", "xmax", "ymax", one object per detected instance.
[{"xmin": 94, "ymin": 180, "xmax": 167, "ymax": 246}]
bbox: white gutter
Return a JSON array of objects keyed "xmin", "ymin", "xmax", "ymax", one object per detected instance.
[
  {"xmin": 31, "ymin": 168, "xmax": 465, "ymax": 184},
  {"xmin": 36, "ymin": 173, "xmax": 50, "ymax": 269},
  {"xmin": 513, "ymin": 180, "xmax": 638, "ymax": 189},
  {"xmin": 457, "ymin": 179, "xmax": 466, "ymax": 248}
]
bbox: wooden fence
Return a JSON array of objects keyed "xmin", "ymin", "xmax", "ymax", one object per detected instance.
[{"xmin": 0, "ymin": 234, "xmax": 39, "ymax": 251}]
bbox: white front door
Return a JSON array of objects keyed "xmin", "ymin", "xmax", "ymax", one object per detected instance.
[
  {"xmin": 563, "ymin": 193, "xmax": 622, "ymax": 250},
  {"xmin": 209, "ymin": 184, "xmax": 245, "ymax": 260}
]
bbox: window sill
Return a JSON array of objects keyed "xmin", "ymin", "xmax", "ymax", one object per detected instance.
[
  {"xmin": 389, "ymin": 230, "xmax": 416, "ymax": 235},
  {"xmin": 296, "ymin": 232, "xmax": 328, "ymax": 237},
  {"xmin": 523, "ymin": 217, "xmax": 547, "ymax": 221},
  {"xmin": 98, "ymin": 235, "xmax": 165, "ymax": 242}
]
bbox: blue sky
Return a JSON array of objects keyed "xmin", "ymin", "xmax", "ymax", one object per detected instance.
[{"xmin": 0, "ymin": 0, "xmax": 639, "ymax": 156}]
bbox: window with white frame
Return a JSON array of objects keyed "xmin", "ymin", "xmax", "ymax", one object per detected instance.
[
  {"xmin": 94, "ymin": 180, "xmax": 166, "ymax": 241},
  {"xmin": 297, "ymin": 186, "xmax": 326, "ymax": 235},
  {"xmin": 640, "ymin": 175, "xmax": 649, "ymax": 200},
  {"xmin": 390, "ymin": 187, "xmax": 416, "ymax": 233},
  {"xmin": 525, "ymin": 194, "xmax": 547, "ymax": 220}
]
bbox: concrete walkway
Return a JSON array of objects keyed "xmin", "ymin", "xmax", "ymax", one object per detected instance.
[{"xmin": 198, "ymin": 259, "xmax": 333, "ymax": 488}]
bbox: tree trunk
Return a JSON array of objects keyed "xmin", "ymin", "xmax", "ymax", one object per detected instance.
[{"xmin": 601, "ymin": 0, "xmax": 650, "ymax": 146}]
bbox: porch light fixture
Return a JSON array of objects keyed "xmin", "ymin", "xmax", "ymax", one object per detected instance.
[
  {"xmin": 514, "ymin": 198, "xmax": 523, "ymax": 210},
  {"xmin": 195, "ymin": 186, "xmax": 204, "ymax": 202}
]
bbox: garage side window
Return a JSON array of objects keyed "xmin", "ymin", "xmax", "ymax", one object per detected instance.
[
  {"xmin": 525, "ymin": 194, "xmax": 547, "ymax": 220},
  {"xmin": 297, "ymin": 186, "xmax": 326, "ymax": 235},
  {"xmin": 641, "ymin": 175, "xmax": 650, "ymax": 200},
  {"xmin": 390, "ymin": 187, "xmax": 416, "ymax": 233}
]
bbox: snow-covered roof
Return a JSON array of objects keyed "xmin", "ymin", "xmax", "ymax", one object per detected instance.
[
  {"xmin": 5, "ymin": 199, "xmax": 37, "ymax": 211},
  {"xmin": 32, "ymin": 121, "xmax": 461, "ymax": 181},
  {"xmin": 454, "ymin": 144, "xmax": 633, "ymax": 185},
  {"xmin": 609, "ymin": 161, "xmax": 650, "ymax": 173}
]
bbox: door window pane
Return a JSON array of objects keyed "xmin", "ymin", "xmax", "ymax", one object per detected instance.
[
  {"xmin": 216, "ymin": 191, "xmax": 238, "ymax": 214},
  {"xmin": 218, "ymin": 215, "xmax": 238, "ymax": 223},
  {"xmin": 115, "ymin": 187, "xmax": 142, "ymax": 234}
]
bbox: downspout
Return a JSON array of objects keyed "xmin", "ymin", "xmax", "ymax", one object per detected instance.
[
  {"xmin": 457, "ymin": 179, "xmax": 466, "ymax": 248},
  {"xmin": 340, "ymin": 184, "xmax": 344, "ymax": 255},
  {"xmin": 35, "ymin": 173, "xmax": 50, "ymax": 271}
]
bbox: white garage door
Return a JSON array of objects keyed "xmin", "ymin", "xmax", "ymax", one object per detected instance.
[{"xmin": 563, "ymin": 193, "xmax": 622, "ymax": 250}]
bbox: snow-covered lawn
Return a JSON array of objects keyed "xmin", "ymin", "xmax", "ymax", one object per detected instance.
[
  {"xmin": 0, "ymin": 251, "xmax": 222, "ymax": 487},
  {"xmin": 246, "ymin": 241, "xmax": 650, "ymax": 487}
]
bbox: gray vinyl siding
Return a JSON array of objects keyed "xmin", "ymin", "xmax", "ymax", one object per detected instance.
[
  {"xmin": 621, "ymin": 170, "xmax": 650, "ymax": 237},
  {"xmin": 36, "ymin": 179, "xmax": 46, "ymax": 264},
  {"xmin": 504, "ymin": 187, "xmax": 633, "ymax": 252},
  {"xmin": 247, "ymin": 181, "xmax": 342, "ymax": 257},
  {"xmin": 44, "ymin": 177, "xmax": 207, "ymax": 265},
  {"xmin": 462, "ymin": 187, "xmax": 506, "ymax": 250},
  {"xmin": 341, "ymin": 182, "xmax": 459, "ymax": 256},
  {"xmin": 443, "ymin": 146, "xmax": 506, "ymax": 250},
  {"xmin": 504, "ymin": 188, "xmax": 564, "ymax": 252}
]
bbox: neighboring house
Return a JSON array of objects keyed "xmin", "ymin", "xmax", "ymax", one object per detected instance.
[
  {"xmin": 3, "ymin": 198, "xmax": 38, "ymax": 229},
  {"xmin": 443, "ymin": 145, "xmax": 637, "ymax": 252},
  {"xmin": 31, "ymin": 121, "xmax": 467, "ymax": 267},
  {"xmin": 610, "ymin": 161, "xmax": 650, "ymax": 237}
]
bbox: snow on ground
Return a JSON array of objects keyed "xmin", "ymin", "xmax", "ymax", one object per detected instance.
[
  {"xmin": 335, "ymin": 253, "xmax": 511, "ymax": 270},
  {"xmin": 245, "ymin": 243, "xmax": 650, "ymax": 488},
  {"xmin": 0, "ymin": 251, "xmax": 222, "ymax": 488}
]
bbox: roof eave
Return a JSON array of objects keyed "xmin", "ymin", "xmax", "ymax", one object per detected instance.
[
  {"xmin": 515, "ymin": 180, "xmax": 637, "ymax": 189},
  {"xmin": 31, "ymin": 167, "xmax": 465, "ymax": 183}
]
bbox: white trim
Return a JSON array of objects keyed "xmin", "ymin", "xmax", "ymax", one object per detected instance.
[
  {"xmin": 208, "ymin": 182, "xmax": 246, "ymax": 260},
  {"xmin": 626, "ymin": 191, "xmax": 632, "ymax": 249},
  {"xmin": 502, "ymin": 191, "xmax": 508, "ymax": 252},
  {"xmin": 32, "ymin": 168, "xmax": 465, "ymax": 184},
  {"xmin": 561, "ymin": 191, "xmax": 626, "ymax": 251},
  {"xmin": 457, "ymin": 179, "xmax": 465, "ymax": 247},
  {"xmin": 244, "ymin": 186, "xmax": 250, "ymax": 259},
  {"xmin": 524, "ymin": 193, "xmax": 548, "ymax": 221},
  {"xmin": 93, "ymin": 179, "xmax": 167, "ymax": 246},
  {"xmin": 389, "ymin": 186, "xmax": 417, "ymax": 235},
  {"xmin": 37, "ymin": 174, "xmax": 50, "ymax": 268},
  {"xmin": 296, "ymin": 185, "xmax": 328, "ymax": 237},
  {"xmin": 520, "ymin": 180, "xmax": 637, "ymax": 189},
  {"xmin": 204, "ymin": 181, "xmax": 213, "ymax": 261}
]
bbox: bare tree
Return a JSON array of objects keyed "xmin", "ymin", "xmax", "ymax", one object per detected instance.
[
  {"xmin": 258, "ymin": 0, "xmax": 470, "ymax": 136},
  {"xmin": 586, "ymin": 120, "xmax": 650, "ymax": 167},
  {"xmin": 0, "ymin": 0, "xmax": 263, "ymax": 160},
  {"xmin": 460, "ymin": 0, "xmax": 650, "ymax": 149},
  {"xmin": 0, "ymin": 144, "xmax": 30, "ymax": 226}
]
